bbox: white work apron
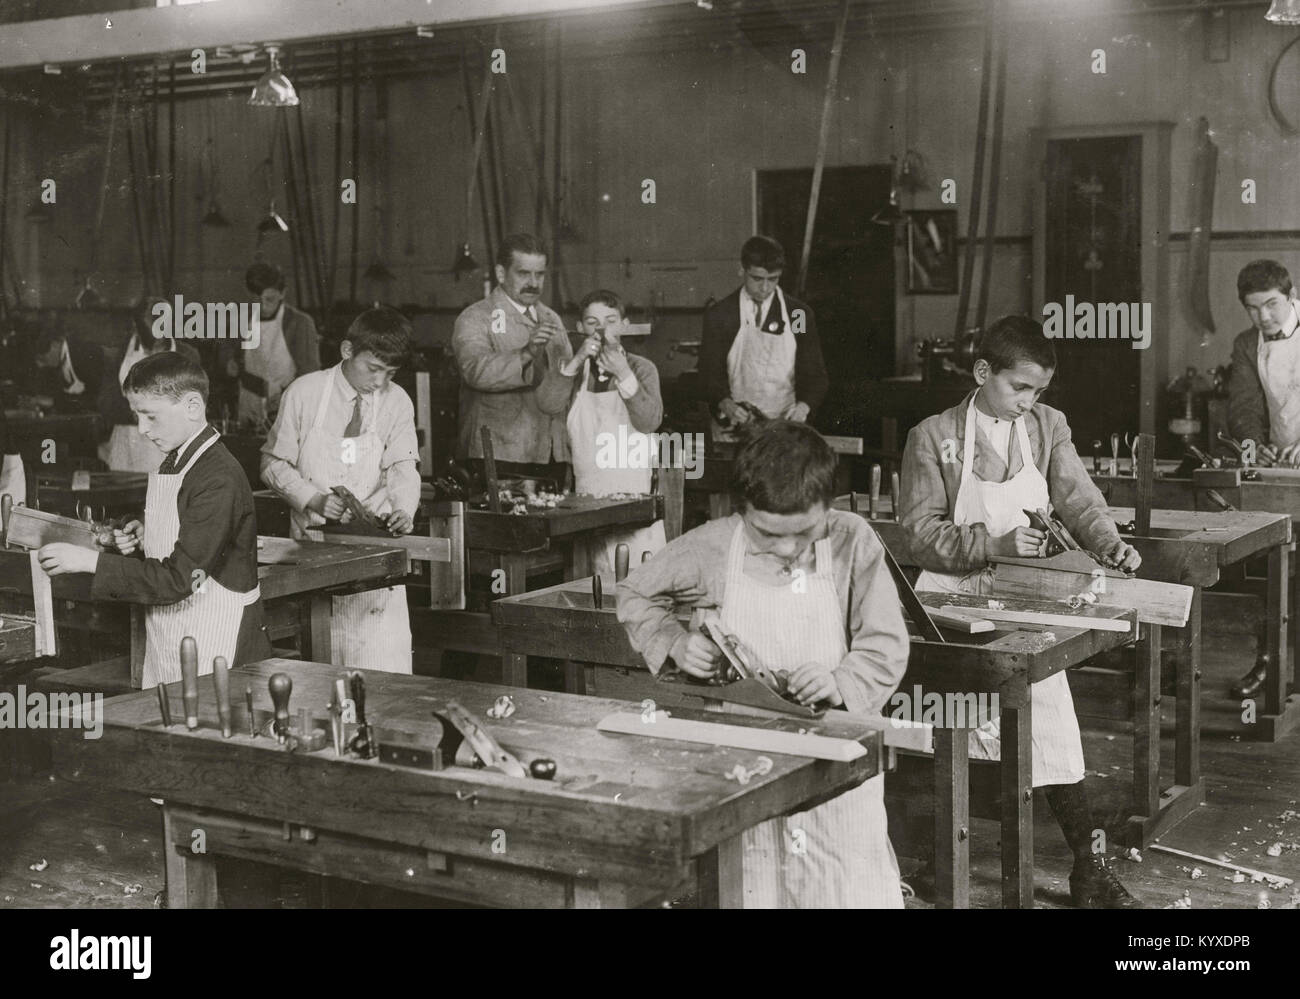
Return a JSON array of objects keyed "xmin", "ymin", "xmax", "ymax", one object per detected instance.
[
  {"xmin": 0, "ymin": 452, "xmax": 26, "ymax": 506},
  {"xmin": 291, "ymin": 367, "xmax": 412, "ymax": 674},
  {"xmin": 720, "ymin": 523, "xmax": 904, "ymax": 908},
  {"xmin": 1257, "ymin": 306, "xmax": 1300, "ymax": 451},
  {"xmin": 915, "ymin": 398, "xmax": 1086, "ymax": 786},
  {"xmin": 713, "ymin": 288, "xmax": 797, "ymax": 441},
  {"xmin": 566, "ymin": 359, "xmax": 666, "ymax": 574},
  {"xmin": 240, "ymin": 307, "xmax": 295, "ymax": 425},
  {"xmin": 141, "ymin": 432, "xmax": 259, "ymax": 688}
]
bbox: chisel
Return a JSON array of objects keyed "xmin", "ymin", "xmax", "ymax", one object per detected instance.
[
  {"xmin": 614, "ymin": 543, "xmax": 629, "ymax": 582},
  {"xmin": 891, "ymin": 471, "xmax": 901, "ymax": 521},
  {"xmin": 212, "ymin": 656, "xmax": 231, "ymax": 738},
  {"xmin": 180, "ymin": 636, "xmax": 200, "ymax": 730},
  {"xmin": 245, "ymin": 683, "xmax": 258, "ymax": 738},
  {"xmin": 328, "ymin": 678, "xmax": 347, "ymax": 756},
  {"xmin": 1110, "ymin": 433, "xmax": 1120, "ymax": 478},
  {"xmin": 269, "ymin": 672, "xmax": 293, "ymax": 744},
  {"xmin": 869, "ymin": 464, "xmax": 881, "ymax": 519},
  {"xmin": 592, "ymin": 574, "xmax": 603, "ymax": 610},
  {"xmin": 348, "ymin": 671, "xmax": 376, "ymax": 758},
  {"xmin": 1, "ymin": 493, "xmax": 11, "ymax": 542}
]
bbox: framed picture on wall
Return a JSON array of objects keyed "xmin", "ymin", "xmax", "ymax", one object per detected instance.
[{"xmin": 906, "ymin": 209, "xmax": 958, "ymax": 294}]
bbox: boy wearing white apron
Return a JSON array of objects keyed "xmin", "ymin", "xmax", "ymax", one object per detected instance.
[
  {"xmin": 37, "ymin": 352, "xmax": 271, "ymax": 686},
  {"xmin": 619, "ymin": 421, "xmax": 908, "ymax": 908},
  {"xmin": 899, "ymin": 315, "xmax": 1144, "ymax": 908},
  {"xmin": 1225, "ymin": 260, "xmax": 1300, "ymax": 699},
  {"xmin": 700, "ymin": 235, "xmax": 828, "ymax": 442},
  {"xmin": 261, "ymin": 307, "xmax": 421, "ymax": 674},
  {"xmin": 550, "ymin": 290, "xmax": 666, "ymax": 574}
]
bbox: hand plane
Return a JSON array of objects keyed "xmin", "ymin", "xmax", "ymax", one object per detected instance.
[
  {"xmin": 1018, "ymin": 507, "xmax": 1133, "ymax": 578},
  {"xmin": 330, "ymin": 485, "xmax": 387, "ymax": 530},
  {"xmin": 435, "ymin": 700, "xmax": 529, "ymax": 778},
  {"xmin": 655, "ymin": 612, "xmax": 824, "ymax": 718}
]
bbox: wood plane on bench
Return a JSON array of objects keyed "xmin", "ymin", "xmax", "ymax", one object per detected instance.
[
  {"xmin": 4, "ymin": 505, "xmax": 100, "ymax": 551},
  {"xmin": 656, "ymin": 673, "xmax": 825, "ymax": 718}
]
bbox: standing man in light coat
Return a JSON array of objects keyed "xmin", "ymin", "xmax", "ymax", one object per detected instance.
[{"xmin": 452, "ymin": 233, "xmax": 574, "ymax": 483}]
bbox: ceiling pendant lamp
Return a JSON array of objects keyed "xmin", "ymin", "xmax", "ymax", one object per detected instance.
[
  {"xmin": 249, "ymin": 44, "xmax": 299, "ymax": 107},
  {"xmin": 451, "ymin": 242, "xmax": 479, "ymax": 280},
  {"xmin": 202, "ymin": 200, "xmax": 231, "ymax": 227},
  {"xmin": 1267, "ymin": 0, "xmax": 1300, "ymax": 24},
  {"xmin": 258, "ymin": 200, "xmax": 289, "ymax": 234}
]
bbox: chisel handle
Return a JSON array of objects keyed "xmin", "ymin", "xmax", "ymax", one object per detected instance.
[
  {"xmin": 869, "ymin": 465, "xmax": 881, "ymax": 519},
  {"xmin": 614, "ymin": 543, "xmax": 629, "ymax": 582},
  {"xmin": 212, "ymin": 656, "xmax": 231, "ymax": 737},
  {"xmin": 890, "ymin": 471, "xmax": 901, "ymax": 521},
  {"xmin": 180, "ymin": 636, "xmax": 199, "ymax": 730},
  {"xmin": 269, "ymin": 672, "xmax": 293, "ymax": 742},
  {"xmin": 245, "ymin": 684, "xmax": 258, "ymax": 738},
  {"xmin": 641, "ymin": 551, "xmax": 652, "ymax": 563},
  {"xmin": 592, "ymin": 574, "xmax": 603, "ymax": 610},
  {"xmin": 848, "ymin": 491, "xmax": 859, "ymax": 514},
  {"xmin": 156, "ymin": 683, "xmax": 172, "ymax": 728},
  {"xmin": 1, "ymin": 493, "xmax": 11, "ymax": 542}
]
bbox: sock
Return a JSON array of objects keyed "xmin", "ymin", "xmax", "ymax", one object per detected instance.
[{"xmin": 1044, "ymin": 780, "xmax": 1097, "ymax": 862}]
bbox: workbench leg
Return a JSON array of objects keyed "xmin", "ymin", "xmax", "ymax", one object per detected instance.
[
  {"xmin": 566, "ymin": 537, "xmax": 593, "ymax": 582},
  {"xmin": 933, "ymin": 727, "xmax": 969, "ymax": 910},
  {"xmin": 498, "ymin": 555, "xmax": 529, "ymax": 686},
  {"xmin": 999, "ymin": 704, "xmax": 1034, "ymax": 909},
  {"xmin": 562, "ymin": 660, "xmax": 589, "ymax": 695},
  {"xmin": 569, "ymin": 880, "xmax": 631, "ymax": 908},
  {"xmin": 130, "ymin": 607, "xmax": 146, "ymax": 689},
  {"xmin": 697, "ymin": 835, "xmax": 745, "ymax": 909},
  {"xmin": 1133, "ymin": 623, "xmax": 1161, "ymax": 822},
  {"xmin": 1174, "ymin": 602, "xmax": 1200, "ymax": 788},
  {"xmin": 299, "ymin": 594, "xmax": 332, "ymax": 664},
  {"xmin": 161, "ymin": 806, "xmax": 218, "ymax": 909},
  {"xmin": 1266, "ymin": 544, "xmax": 1289, "ymax": 719}
]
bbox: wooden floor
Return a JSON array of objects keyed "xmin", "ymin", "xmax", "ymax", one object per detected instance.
[{"xmin": 2, "ymin": 627, "xmax": 1298, "ymax": 909}]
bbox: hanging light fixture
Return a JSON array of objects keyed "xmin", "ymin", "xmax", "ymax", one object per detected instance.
[
  {"xmin": 451, "ymin": 242, "xmax": 479, "ymax": 280},
  {"xmin": 248, "ymin": 44, "xmax": 299, "ymax": 107},
  {"xmin": 1267, "ymin": 1, "xmax": 1300, "ymax": 24},
  {"xmin": 202, "ymin": 200, "xmax": 231, "ymax": 227},
  {"xmin": 258, "ymin": 200, "xmax": 289, "ymax": 234},
  {"xmin": 871, "ymin": 157, "xmax": 906, "ymax": 226},
  {"xmin": 364, "ymin": 259, "xmax": 396, "ymax": 282}
]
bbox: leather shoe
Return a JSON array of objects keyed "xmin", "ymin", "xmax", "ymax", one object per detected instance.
[
  {"xmin": 1070, "ymin": 856, "xmax": 1145, "ymax": 909},
  {"xmin": 1231, "ymin": 660, "xmax": 1269, "ymax": 700}
]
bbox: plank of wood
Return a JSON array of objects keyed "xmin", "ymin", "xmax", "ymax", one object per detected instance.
[
  {"xmin": 596, "ymin": 711, "xmax": 868, "ymax": 762},
  {"xmin": 822, "ymin": 435, "xmax": 864, "ymax": 456},
  {"xmin": 1147, "ymin": 844, "xmax": 1293, "ymax": 887},
  {"xmin": 988, "ymin": 562, "xmax": 1192, "ymax": 627},
  {"xmin": 938, "ymin": 603, "xmax": 1131, "ymax": 633},
  {"xmin": 29, "ymin": 550, "xmax": 56, "ymax": 657},
  {"xmin": 1135, "ymin": 432, "xmax": 1155, "ymax": 535},
  {"xmin": 928, "ymin": 607, "xmax": 995, "ymax": 634}
]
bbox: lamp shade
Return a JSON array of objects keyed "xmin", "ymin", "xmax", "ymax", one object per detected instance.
[
  {"xmin": 249, "ymin": 45, "xmax": 299, "ymax": 107},
  {"xmin": 1267, "ymin": 0, "xmax": 1300, "ymax": 24}
]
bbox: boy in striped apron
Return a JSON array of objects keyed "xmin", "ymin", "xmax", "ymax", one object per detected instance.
[
  {"xmin": 618, "ymin": 421, "xmax": 909, "ymax": 907},
  {"xmin": 899, "ymin": 315, "xmax": 1144, "ymax": 908},
  {"xmin": 37, "ymin": 352, "xmax": 270, "ymax": 685}
]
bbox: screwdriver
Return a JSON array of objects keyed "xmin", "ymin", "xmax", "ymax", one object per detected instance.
[
  {"xmin": 156, "ymin": 683, "xmax": 173, "ymax": 728},
  {"xmin": 245, "ymin": 683, "xmax": 258, "ymax": 738},
  {"xmin": 180, "ymin": 636, "xmax": 200, "ymax": 730}
]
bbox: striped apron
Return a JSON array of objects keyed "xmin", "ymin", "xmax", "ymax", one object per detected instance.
[
  {"xmin": 291, "ymin": 366, "xmax": 412, "ymax": 674},
  {"xmin": 914, "ymin": 397, "xmax": 1086, "ymax": 786},
  {"xmin": 141, "ymin": 432, "xmax": 259, "ymax": 688},
  {"xmin": 720, "ymin": 523, "xmax": 904, "ymax": 908}
]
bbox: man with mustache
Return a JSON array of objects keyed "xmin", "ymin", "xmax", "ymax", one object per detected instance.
[{"xmin": 452, "ymin": 233, "xmax": 574, "ymax": 483}]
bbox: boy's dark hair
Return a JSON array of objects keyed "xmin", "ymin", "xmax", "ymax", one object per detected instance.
[
  {"xmin": 1237, "ymin": 259, "xmax": 1293, "ymax": 303},
  {"xmin": 740, "ymin": 235, "xmax": 786, "ymax": 272},
  {"xmin": 134, "ymin": 296, "xmax": 168, "ymax": 341},
  {"xmin": 123, "ymin": 350, "xmax": 209, "ymax": 403},
  {"xmin": 977, "ymin": 315, "xmax": 1057, "ymax": 373},
  {"xmin": 245, "ymin": 260, "xmax": 286, "ymax": 295},
  {"xmin": 579, "ymin": 289, "xmax": 625, "ymax": 318},
  {"xmin": 495, "ymin": 233, "xmax": 548, "ymax": 270},
  {"xmin": 731, "ymin": 420, "xmax": 836, "ymax": 514},
  {"xmin": 344, "ymin": 306, "xmax": 412, "ymax": 367}
]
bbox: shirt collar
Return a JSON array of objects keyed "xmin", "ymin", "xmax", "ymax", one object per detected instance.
[
  {"xmin": 172, "ymin": 424, "xmax": 213, "ymax": 467},
  {"xmin": 1264, "ymin": 301, "xmax": 1300, "ymax": 342},
  {"xmin": 740, "ymin": 287, "xmax": 775, "ymax": 313}
]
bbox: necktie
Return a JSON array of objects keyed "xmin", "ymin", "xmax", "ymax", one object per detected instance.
[
  {"xmin": 344, "ymin": 394, "xmax": 363, "ymax": 437},
  {"xmin": 159, "ymin": 450, "xmax": 179, "ymax": 475},
  {"xmin": 754, "ymin": 301, "xmax": 763, "ymax": 327},
  {"xmin": 525, "ymin": 306, "xmax": 538, "ymax": 325}
]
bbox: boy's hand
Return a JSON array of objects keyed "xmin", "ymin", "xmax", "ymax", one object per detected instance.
[
  {"xmin": 1277, "ymin": 442, "xmax": 1300, "ymax": 467},
  {"xmin": 599, "ymin": 344, "xmax": 633, "ymax": 382},
  {"xmin": 993, "ymin": 527, "xmax": 1047, "ymax": 557},
  {"xmin": 670, "ymin": 631, "xmax": 723, "ymax": 678},
  {"xmin": 384, "ymin": 510, "xmax": 414, "ymax": 535},
  {"xmin": 1103, "ymin": 540, "xmax": 1142, "ymax": 573},
  {"xmin": 37, "ymin": 543, "xmax": 99, "ymax": 576},
  {"xmin": 718, "ymin": 398, "xmax": 751, "ymax": 426},
  {"xmin": 562, "ymin": 335, "xmax": 602, "ymax": 377},
  {"xmin": 785, "ymin": 662, "xmax": 843, "ymax": 708},
  {"xmin": 307, "ymin": 492, "xmax": 347, "ymax": 521},
  {"xmin": 113, "ymin": 520, "xmax": 144, "ymax": 555}
]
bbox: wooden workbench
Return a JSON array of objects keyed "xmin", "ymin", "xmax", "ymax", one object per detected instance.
[
  {"xmin": 1092, "ymin": 471, "xmax": 1300, "ymax": 743},
  {"xmin": 492, "ymin": 574, "xmax": 1137, "ymax": 908},
  {"xmin": 0, "ymin": 537, "xmax": 408, "ymax": 686},
  {"xmin": 32, "ymin": 471, "xmax": 149, "ymax": 519},
  {"xmin": 49, "ymin": 658, "xmax": 887, "ymax": 909},
  {"xmin": 686, "ymin": 435, "xmax": 862, "ymax": 521}
]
